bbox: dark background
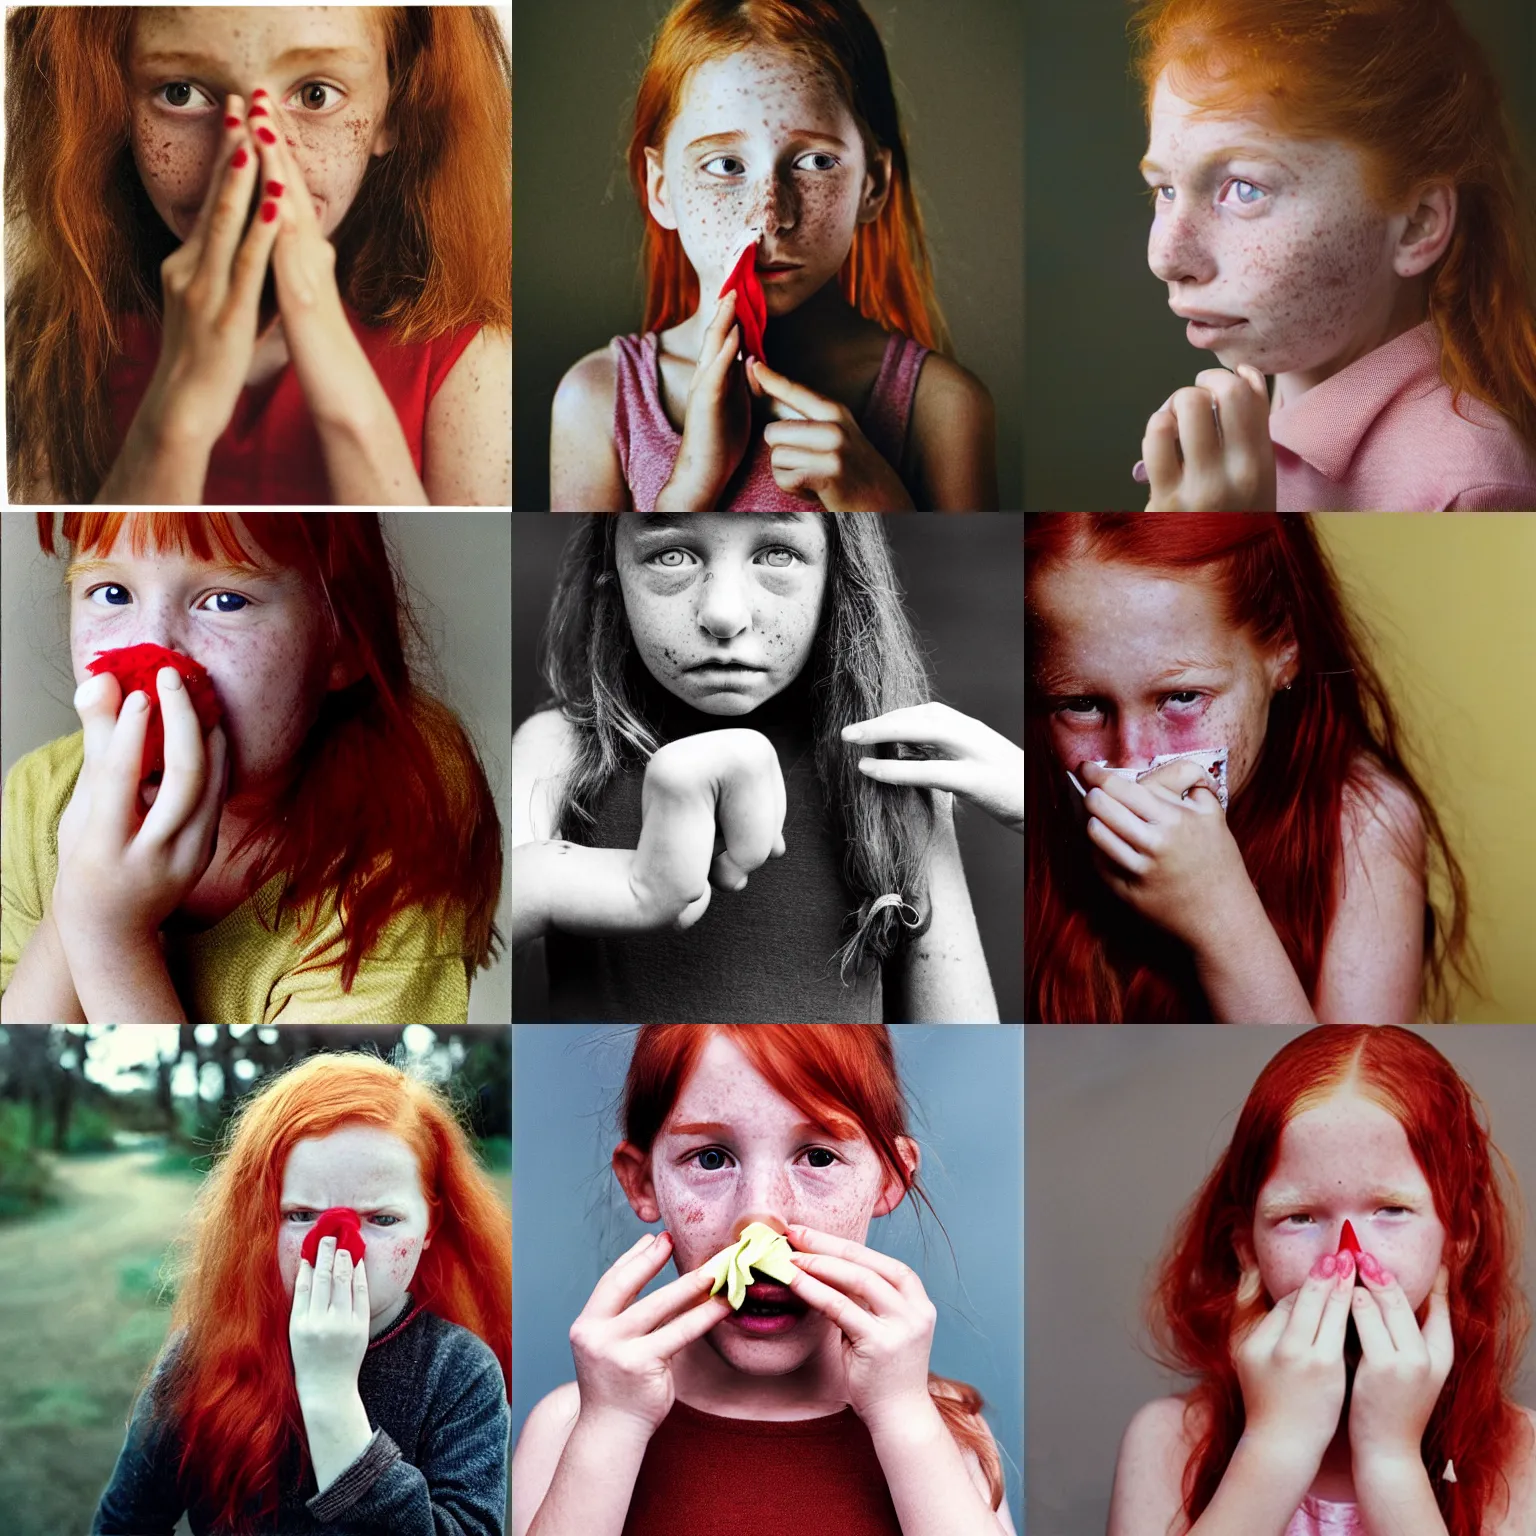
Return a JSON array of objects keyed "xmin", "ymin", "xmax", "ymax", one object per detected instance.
[
  {"xmin": 511, "ymin": 513, "xmax": 1024, "ymax": 1022},
  {"xmin": 512, "ymin": 0, "xmax": 1024, "ymax": 511},
  {"xmin": 1024, "ymin": 0, "xmax": 1536, "ymax": 511}
]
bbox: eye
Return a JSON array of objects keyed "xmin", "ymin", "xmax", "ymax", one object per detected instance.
[
  {"xmin": 648, "ymin": 548, "xmax": 696, "ymax": 569},
  {"xmin": 1378, "ymin": 1206, "xmax": 1411, "ymax": 1217},
  {"xmin": 1055, "ymin": 696, "xmax": 1101, "ymax": 718},
  {"xmin": 1281, "ymin": 1213, "xmax": 1314, "ymax": 1226},
  {"xmin": 85, "ymin": 584, "xmax": 132, "ymax": 607},
  {"xmin": 701, "ymin": 151, "xmax": 841, "ymax": 177},
  {"xmin": 702, "ymin": 155, "xmax": 745, "ymax": 177},
  {"xmin": 285, "ymin": 1210, "xmax": 316, "ymax": 1223},
  {"xmin": 1163, "ymin": 690, "xmax": 1204, "ymax": 708},
  {"xmin": 684, "ymin": 1146, "xmax": 841, "ymax": 1171},
  {"xmin": 197, "ymin": 591, "xmax": 249, "ymax": 613},
  {"xmin": 758, "ymin": 546, "xmax": 801, "ymax": 567},
  {"xmin": 367, "ymin": 1214, "xmax": 401, "ymax": 1227},
  {"xmin": 291, "ymin": 81, "xmax": 343, "ymax": 112},
  {"xmin": 1222, "ymin": 178, "xmax": 1266, "ymax": 207},
  {"xmin": 156, "ymin": 80, "xmax": 215, "ymax": 111}
]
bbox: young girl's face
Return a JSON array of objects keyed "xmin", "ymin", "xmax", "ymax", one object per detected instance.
[
  {"xmin": 1249, "ymin": 1090, "xmax": 1446, "ymax": 1312},
  {"xmin": 1142, "ymin": 73, "xmax": 1405, "ymax": 375},
  {"xmin": 1029, "ymin": 556, "xmax": 1294, "ymax": 802},
  {"xmin": 615, "ymin": 1032, "xmax": 913, "ymax": 1375},
  {"xmin": 615, "ymin": 513, "xmax": 828, "ymax": 718},
  {"xmin": 645, "ymin": 45, "xmax": 888, "ymax": 313},
  {"xmin": 128, "ymin": 6, "xmax": 396, "ymax": 243},
  {"xmin": 276, "ymin": 1124, "xmax": 433, "ymax": 1334},
  {"xmin": 67, "ymin": 520, "xmax": 351, "ymax": 815}
]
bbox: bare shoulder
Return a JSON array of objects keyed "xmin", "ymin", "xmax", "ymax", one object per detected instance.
[
  {"xmin": 929, "ymin": 1384, "xmax": 1016, "ymax": 1533},
  {"xmin": 1341, "ymin": 757, "xmax": 1426, "ymax": 870},
  {"xmin": 1107, "ymin": 1395, "xmax": 1199, "ymax": 1536},
  {"xmin": 510, "ymin": 1379, "xmax": 582, "ymax": 1536},
  {"xmin": 512, "ymin": 709, "xmax": 580, "ymax": 847},
  {"xmin": 1489, "ymin": 1405, "xmax": 1536, "ymax": 1535},
  {"xmin": 425, "ymin": 324, "xmax": 512, "ymax": 505},
  {"xmin": 550, "ymin": 345, "xmax": 628, "ymax": 511},
  {"xmin": 908, "ymin": 350, "xmax": 998, "ymax": 511}
]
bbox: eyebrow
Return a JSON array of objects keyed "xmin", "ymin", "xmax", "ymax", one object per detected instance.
[
  {"xmin": 1140, "ymin": 145, "xmax": 1295, "ymax": 178},
  {"xmin": 135, "ymin": 45, "xmax": 373, "ymax": 74},
  {"xmin": 685, "ymin": 129, "xmax": 851, "ymax": 154},
  {"xmin": 668, "ymin": 1119, "xmax": 853, "ymax": 1141},
  {"xmin": 64, "ymin": 556, "xmax": 277, "ymax": 586},
  {"xmin": 632, "ymin": 514, "xmax": 816, "ymax": 538},
  {"xmin": 1258, "ymin": 1188, "xmax": 1423, "ymax": 1212}
]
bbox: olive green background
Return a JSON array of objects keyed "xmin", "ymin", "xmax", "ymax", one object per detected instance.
[{"xmin": 1025, "ymin": 0, "xmax": 1536, "ymax": 511}]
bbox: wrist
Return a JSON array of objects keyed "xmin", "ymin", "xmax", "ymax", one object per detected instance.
[
  {"xmin": 298, "ymin": 1381, "xmax": 365, "ymax": 1419},
  {"xmin": 861, "ymin": 1391, "xmax": 944, "ymax": 1445},
  {"xmin": 571, "ymin": 1405, "xmax": 656, "ymax": 1456},
  {"xmin": 656, "ymin": 459, "xmax": 718, "ymax": 511}
]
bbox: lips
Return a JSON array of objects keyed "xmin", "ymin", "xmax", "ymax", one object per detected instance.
[
  {"xmin": 1173, "ymin": 309, "xmax": 1245, "ymax": 326},
  {"xmin": 688, "ymin": 659, "xmax": 764, "ymax": 671},
  {"xmin": 740, "ymin": 1279, "xmax": 807, "ymax": 1314}
]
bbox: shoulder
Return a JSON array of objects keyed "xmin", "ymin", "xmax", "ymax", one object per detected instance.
[
  {"xmin": 1340, "ymin": 757, "xmax": 1426, "ymax": 871},
  {"xmin": 512, "ymin": 709, "xmax": 580, "ymax": 846},
  {"xmin": 550, "ymin": 346, "xmax": 628, "ymax": 511},
  {"xmin": 927, "ymin": 1382, "xmax": 1015, "ymax": 1532},
  {"xmin": 1489, "ymin": 1404, "xmax": 1536, "ymax": 1535},
  {"xmin": 510, "ymin": 1380, "xmax": 582, "ymax": 1536},
  {"xmin": 908, "ymin": 351, "xmax": 998, "ymax": 511},
  {"xmin": 553, "ymin": 344, "xmax": 618, "ymax": 425},
  {"xmin": 425, "ymin": 324, "xmax": 511, "ymax": 504},
  {"xmin": 1107, "ymin": 1395, "xmax": 1198, "ymax": 1536}
]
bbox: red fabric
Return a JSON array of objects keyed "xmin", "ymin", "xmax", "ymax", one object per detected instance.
[
  {"xmin": 86, "ymin": 644, "xmax": 221, "ymax": 780},
  {"xmin": 718, "ymin": 243, "xmax": 767, "ymax": 365},
  {"xmin": 1338, "ymin": 1220, "xmax": 1361, "ymax": 1255},
  {"xmin": 105, "ymin": 306, "xmax": 481, "ymax": 504},
  {"xmin": 301, "ymin": 1207, "xmax": 365, "ymax": 1266}
]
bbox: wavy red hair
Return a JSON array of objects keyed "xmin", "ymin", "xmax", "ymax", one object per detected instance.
[
  {"xmin": 137, "ymin": 1051, "xmax": 511, "ymax": 1533},
  {"xmin": 1129, "ymin": 0, "xmax": 1536, "ymax": 458},
  {"xmin": 1026, "ymin": 513, "xmax": 1472, "ymax": 1022},
  {"xmin": 37, "ymin": 512, "xmax": 504, "ymax": 995},
  {"xmin": 626, "ymin": 0, "xmax": 952, "ymax": 352},
  {"xmin": 1146, "ymin": 1026, "xmax": 1530, "ymax": 1536},
  {"xmin": 4, "ymin": 5, "xmax": 511, "ymax": 502},
  {"xmin": 617, "ymin": 1024, "xmax": 1005, "ymax": 1511}
]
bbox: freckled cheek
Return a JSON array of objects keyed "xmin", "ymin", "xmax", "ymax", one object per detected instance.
[{"xmin": 132, "ymin": 117, "xmax": 212, "ymax": 204}]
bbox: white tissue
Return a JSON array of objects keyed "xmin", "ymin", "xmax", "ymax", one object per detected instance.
[{"xmin": 1067, "ymin": 746, "xmax": 1229, "ymax": 811}]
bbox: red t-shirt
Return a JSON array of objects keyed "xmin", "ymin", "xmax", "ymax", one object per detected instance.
[{"xmin": 107, "ymin": 307, "xmax": 479, "ymax": 504}]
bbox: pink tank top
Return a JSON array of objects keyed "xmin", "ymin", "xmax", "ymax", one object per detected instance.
[
  {"xmin": 1284, "ymin": 1496, "xmax": 1367, "ymax": 1535},
  {"xmin": 611, "ymin": 329, "xmax": 930, "ymax": 511}
]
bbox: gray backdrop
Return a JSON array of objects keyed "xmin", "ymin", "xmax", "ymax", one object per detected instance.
[
  {"xmin": 513, "ymin": 0, "xmax": 1024, "ymax": 511},
  {"xmin": 1026, "ymin": 1025, "xmax": 1536, "ymax": 1536},
  {"xmin": 1024, "ymin": 0, "xmax": 1536, "ymax": 511},
  {"xmin": 0, "ymin": 511, "xmax": 512, "ymax": 1023},
  {"xmin": 511, "ymin": 1022, "xmax": 1024, "ymax": 1530},
  {"xmin": 510, "ymin": 512, "xmax": 1024, "ymax": 1023}
]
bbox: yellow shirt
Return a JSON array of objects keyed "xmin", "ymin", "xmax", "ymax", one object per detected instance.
[{"xmin": 2, "ymin": 732, "xmax": 472, "ymax": 1023}]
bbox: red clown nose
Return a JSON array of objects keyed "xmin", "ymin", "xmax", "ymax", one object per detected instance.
[
  {"xmin": 300, "ymin": 1208, "xmax": 365, "ymax": 1266},
  {"xmin": 1338, "ymin": 1220, "xmax": 1361, "ymax": 1255},
  {"xmin": 86, "ymin": 643, "xmax": 222, "ymax": 781}
]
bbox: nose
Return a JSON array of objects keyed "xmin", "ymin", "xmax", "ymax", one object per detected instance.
[
  {"xmin": 116, "ymin": 597, "xmax": 196, "ymax": 659},
  {"xmin": 697, "ymin": 568, "xmax": 752, "ymax": 640},
  {"xmin": 1104, "ymin": 711, "xmax": 1163, "ymax": 768},
  {"xmin": 1147, "ymin": 194, "xmax": 1217, "ymax": 287},
  {"xmin": 733, "ymin": 1163, "xmax": 795, "ymax": 1229},
  {"xmin": 748, "ymin": 166, "xmax": 798, "ymax": 238}
]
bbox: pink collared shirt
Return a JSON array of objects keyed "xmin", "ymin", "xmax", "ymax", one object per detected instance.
[{"xmin": 1270, "ymin": 321, "xmax": 1536, "ymax": 510}]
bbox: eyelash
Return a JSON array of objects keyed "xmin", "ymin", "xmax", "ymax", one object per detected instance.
[
  {"xmin": 1148, "ymin": 179, "xmax": 1267, "ymax": 210},
  {"xmin": 284, "ymin": 1210, "xmax": 401, "ymax": 1226},
  {"xmin": 701, "ymin": 151, "xmax": 840, "ymax": 178},
  {"xmin": 84, "ymin": 583, "xmax": 250, "ymax": 614},
  {"xmin": 684, "ymin": 1146, "xmax": 841, "ymax": 1172},
  {"xmin": 647, "ymin": 546, "xmax": 802, "ymax": 570},
  {"xmin": 155, "ymin": 80, "xmax": 343, "ymax": 112},
  {"xmin": 1281, "ymin": 1207, "xmax": 1411, "ymax": 1225},
  {"xmin": 1055, "ymin": 690, "xmax": 1205, "ymax": 718}
]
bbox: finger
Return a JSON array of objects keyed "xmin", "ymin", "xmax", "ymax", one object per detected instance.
[
  {"xmin": 645, "ymin": 1280, "xmax": 738, "ymax": 1360},
  {"xmin": 1075, "ymin": 762, "xmax": 1167, "ymax": 825},
  {"xmin": 310, "ymin": 1235, "xmax": 336, "ymax": 1312},
  {"xmin": 293, "ymin": 1257, "xmax": 313, "ymax": 1311},
  {"xmin": 622, "ymin": 1262, "xmax": 728, "ymax": 1338},
  {"xmin": 182, "ymin": 99, "xmax": 252, "ymax": 258},
  {"xmin": 1135, "ymin": 758, "xmax": 1223, "ymax": 809},
  {"xmin": 786, "ymin": 1250, "xmax": 906, "ymax": 1315},
  {"xmin": 749, "ymin": 359, "xmax": 845, "ymax": 422},
  {"xmin": 353, "ymin": 1253, "xmax": 369, "ymax": 1309},
  {"xmin": 74, "ymin": 671, "xmax": 124, "ymax": 767},
  {"xmin": 1142, "ymin": 409, "xmax": 1183, "ymax": 497},
  {"xmin": 714, "ymin": 745, "xmax": 785, "ymax": 876},
  {"xmin": 1236, "ymin": 1286, "xmax": 1296, "ymax": 1354},
  {"xmin": 1314, "ymin": 1250, "xmax": 1357, "ymax": 1356},
  {"xmin": 1349, "ymin": 1281, "xmax": 1397, "ymax": 1361},
  {"xmin": 228, "ymin": 123, "xmax": 287, "ymax": 315},
  {"xmin": 333, "ymin": 1246, "xmax": 354, "ymax": 1313},
  {"xmin": 1284, "ymin": 1254, "xmax": 1341, "ymax": 1348},
  {"xmin": 96, "ymin": 688, "xmax": 153, "ymax": 846},
  {"xmin": 713, "ymin": 324, "xmax": 742, "ymax": 376},
  {"xmin": 199, "ymin": 114, "xmax": 263, "ymax": 297},
  {"xmin": 1171, "ymin": 386, "xmax": 1222, "ymax": 468},
  {"xmin": 778, "ymin": 1261, "xmax": 874, "ymax": 1342},
  {"xmin": 1359, "ymin": 1266, "xmax": 1421, "ymax": 1353},
  {"xmin": 762, "ymin": 420, "xmax": 843, "ymax": 453},
  {"xmin": 1082, "ymin": 785, "xmax": 1160, "ymax": 855},
  {"xmin": 843, "ymin": 704, "xmax": 971, "ymax": 754},
  {"xmin": 139, "ymin": 667, "xmax": 207, "ymax": 836},
  {"xmin": 1422, "ymin": 1265, "xmax": 1454, "ymax": 1376},
  {"xmin": 1085, "ymin": 812, "xmax": 1151, "ymax": 876},
  {"xmin": 1194, "ymin": 367, "xmax": 1270, "ymax": 480},
  {"xmin": 856, "ymin": 756, "xmax": 968, "ymax": 794},
  {"xmin": 579, "ymin": 1231, "xmax": 677, "ymax": 1323}
]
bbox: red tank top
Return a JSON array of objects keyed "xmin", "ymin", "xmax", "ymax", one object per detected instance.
[
  {"xmin": 622, "ymin": 1400, "xmax": 903, "ymax": 1535},
  {"xmin": 106, "ymin": 307, "xmax": 479, "ymax": 504}
]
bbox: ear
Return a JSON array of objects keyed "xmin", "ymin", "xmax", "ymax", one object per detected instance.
[
  {"xmin": 612, "ymin": 1141, "xmax": 662, "ymax": 1224},
  {"xmin": 871, "ymin": 1134, "xmax": 919, "ymax": 1217},
  {"xmin": 371, "ymin": 115, "xmax": 398, "ymax": 156},
  {"xmin": 1392, "ymin": 181, "xmax": 1457, "ymax": 279},
  {"xmin": 326, "ymin": 642, "xmax": 365, "ymax": 692},
  {"xmin": 857, "ymin": 144, "xmax": 893, "ymax": 226},
  {"xmin": 644, "ymin": 146, "xmax": 679, "ymax": 232},
  {"xmin": 1267, "ymin": 631, "xmax": 1299, "ymax": 694}
]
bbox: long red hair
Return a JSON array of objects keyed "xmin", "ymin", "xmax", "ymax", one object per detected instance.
[
  {"xmin": 626, "ymin": 0, "xmax": 952, "ymax": 352},
  {"xmin": 1146, "ymin": 1026, "xmax": 1530, "ymax": 1536},
  {"xmin": 38, "ymin": 512, "xmax": 504, "ymax": 994},
  {"xmin": 1129, "ymin": 0, "xmax": 1536, "ymax": 458},
  {"xmin": 4, "ymin": 5, "xmax": 512, "ymax": 502},
  {"xmin": 1025, "ymin": 514, "xmax": 1472, "ymax": 1022},
  {"xmin": 141, "ymin": 1051, "xmax": 511, "ymax": 1532},
  {"xmin": 617, "ymin": 1024, "xmax": 1005, "ymax": 1512}
]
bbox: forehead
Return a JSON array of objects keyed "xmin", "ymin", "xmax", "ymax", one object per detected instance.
[
  {"xmin": 618, "ymin": 512, "xmax": 827, "ymax": 554},
  {"xmin": 671, "ymin": 1033, "xmax": 793, "ymax": 1114},
  {"xmin": 670, "ymin": 46, "xmax": 856, "ymax": 142},
  {"xmin": 1264, "ymin": 1093, "xmax": 1429, "ymax": 1189},
  {"xmin": 281, "ymin": 1126, "xmax": 422, "ymax": 1196},
  {"xmin": 132, "ymin": 5, "xmax": 382, "ymax": 63}
]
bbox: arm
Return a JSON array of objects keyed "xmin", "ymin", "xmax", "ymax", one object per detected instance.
[
  {"xmin": 1350, "ymin": 1455, "xmax": 1448, "ymax": 1536},
  {"xmin": 53, "ymin": 929, "xmax": 189, "ymax": 1024},
  {"xmin": 525, "ymin": 1409, "xmax": 652, "ymax": 1536},
  {"xmin": 1, "ymin": 906, "xmax": 87, "ymax": 1023},
  {"xmin": 1193, "ymin": 884, "xmax": 1318, "ymax": 1025},
  {"xmin": 909, "ymin": 354, "xmax": 999, "ymax": 512},
  {"xmin": 864, "ymin": 1397, "xmax": 1008, "ymax": 1536},
  {"xmin": 309, "ymin": 360, "xmax": 431, "ymax": 505},
  {"xmin": 513, "ymin": 839, "xmax": 694, "ymax": 945},
  {"xmin": 550, "ymin": 350, "xmax": 630, "ymax": 511},
  {"xmin": 424, "ymin": 326, "xmax": 512, "ymax": 505},
  {"xmin": 91, "ymin": 1365, "xmax": 186, "ymax": 1535},
  {"xmin": 94, "ymin": 412, "xmax": 213, "ymax": 504}
]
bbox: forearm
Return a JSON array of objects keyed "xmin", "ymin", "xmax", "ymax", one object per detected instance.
[
  {"xmin": 95, "ymin": 406, "xmax": 212, "ymax": 503},
  {"xmin": 865, "ymin": 1399, "xmax": 1000, "ymax": 1536},
  {"xmin": 1184, "ymin": 1434, "xmax": 1321, "ymax": 1536},
  {"xmin": 653, "ymin": 463, "xmax": 718, "ymax": 511},
  {"xmin": 1353, "ymin": 1453, "xmax": 1450, "ymax": 1536},
  {"xmin": 300, "ymin": 1388, "xmax": 376, "ymax": 1496},
  {"xmin": 1193, "ymin": 887, "xmax": 1317, "ymax": 1025},
  {"xmin": 1, "ymin": 907, "xmax": 87, "ymax": 1023},
  {"xmin": 54, "ymin": 925, "xmax": 188, "ymax": 1023},
  {"xmin": 512, "ymin": 839, "xmax": 687, "ymax": 944},
  {"xmin": 527, "ymin": 1411, "xmax": 650, "ymax": 1536},
  {"xmin": 313, "ymin": 393, "xmax": 429, "ymax": 505}
]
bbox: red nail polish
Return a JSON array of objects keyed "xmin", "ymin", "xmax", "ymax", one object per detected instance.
[
  {"xmin": 249, "ymin": 103, "xmax": 268, "ymax": 117},
  {"xmin": 1338, "ymin": 1220, "xmax": 1361, "ymax": 1255},
  {"xmin": 224, "ymin": 114, "xmax": 241, "ymax": 128},
  {"xmin": 255, "ymin": 126, "xmax": 277, "ymax": 145},
  {"xmin": 266, "ymin": 180, "xmax": 284, "ymax": 196},
  {"xmin": 658, "ymin": 1230, "xmax": 671, "ymax": 1245},
  {"xmin": 232, "ymin": 147, "xmax": 249, "ymax": 169},
  {"xmin": 252, "ymin": 87, "xmax": 268, "ymax": 97},
  {"xmin": 260, "ymin": 200, "xmax": 278, "ymax": 223},
  {"xmin": 1312, "ymin": 1252, "xmax": 1337, "ymax": 1280}
]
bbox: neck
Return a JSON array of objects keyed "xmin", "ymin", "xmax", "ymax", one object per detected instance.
[
  {"xmin": 368, "ymin": 1292, "xmax": 409, "ymax": 1339},
  {"xmin": 1271, "ymin": 278, "xmax": 1430, "ymax": 412},
  {"xmin": 761, "ymin": 276, "xmax": 865, "ymax": 362}
]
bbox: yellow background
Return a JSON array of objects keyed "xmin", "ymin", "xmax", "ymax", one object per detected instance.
[{"xmin": 1315, "ymin": 514, "xmax": 1536, "ymax": 1023}]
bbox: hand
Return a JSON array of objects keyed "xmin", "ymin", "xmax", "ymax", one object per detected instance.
[
  {"xmin": 1075, "ymin": 757, "xmax": 1250, "ymax": 951},
  {"xmin": 1232, "ymin": 1249, "xmax": 1357, "ymax": 1472},
  {"xmin": 140, "ymin": 95, "xmax": 283, "ymax": 447},
  {"xmin": 567, "ymin": 1231, "xmax": 737, "ymax": 1441},
  {"xmin": 748, "ymin": 357, "xmax": 917, "ymax": 510},
  {"xmin": 842, "ymin": 704, "xmax": 1022, "ymax": 832},
  {"xmin": 53, "ymin": 669, "xmax": 229, "ymax": 946},
  {"xmin": 780, "ymin": 1224, "xmax": 938, "ymax": 1433},
  {"xmin": 632, "ymin": 729, "xmax": 787, "ymax": 929},
  {"xmin": 1348, "ymin": 1258, "xmax": 1453, "ymax": 1466},
  {"xmin": 664, "ymin": 291, "xmax": 754, "ymax": 509},
  {"xmin": 290, "ymin": 1235, "xmax": 370, "ymax": 1408},
  {"xmin": 1142, "ymin": 365, "xmax": 1276, "ymax": 511}
]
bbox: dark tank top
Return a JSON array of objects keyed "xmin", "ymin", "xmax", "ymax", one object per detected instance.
[
  {"xmin": 545, "ymin": 669, "xmax": 882, "ymax": 1022},
  {"xmin": 621, "ymin": 1399, "xmax": 904, "ymax": 1535}
]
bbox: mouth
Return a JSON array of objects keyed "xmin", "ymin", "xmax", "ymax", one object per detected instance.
[
  {"xmin": 1172, "ymin": 308, "xmax": 1246, "ymax": 327},
  {"xmin": 687, "ymin": 660, "xmax": 766, "ymax": 673},
  {"xmin": 728, "ymin": 1277, "xmax": 810, "ymax": 1336},
  {"xmin": 755, "ymin": 261, "xmax": 802, "ymax": 280}
]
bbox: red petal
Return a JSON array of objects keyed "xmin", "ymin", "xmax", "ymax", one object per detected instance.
[{"xmin": 719, "ymin": 242, "xmax": 767, "ymax": 365}]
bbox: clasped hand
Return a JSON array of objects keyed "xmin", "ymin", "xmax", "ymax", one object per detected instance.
[{"xmin": 1142, "ymin": 365, "xmax": 1277, "ymax": 511}]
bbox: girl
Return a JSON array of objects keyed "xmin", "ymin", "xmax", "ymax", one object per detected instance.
[
  {"xmin": 5, "ymin": 5, "xmax": 510, "ymax": 506},
  {"xmin": 1108, "ymin": 1025, "xmax": 1536, "ymax": 1536},
  {"xmin": 549, "ymin": 0, "xmax": 998, "ymax": 512},
  {"xmin": 1130, "ymin": 0, "xmax": 1536, "ymax": 512},
  {"xmin": 0, "ymin": 512, "xmax": 504, "ymax": 1024},
  {"xmin": 511, "ymin": 1023, "xmax": 1015, "ymax": 1535},
  {"xmin": 92, "ymin": 1050, "xmax": 512, "ymax": 1535},
  {"xmin": 1026, "ymin": 514, "xmax": 1472, "ymax": 1023},
  {"xmin": 513, "ymin": 511, "xmax": 1013, "ymax": 1023}
]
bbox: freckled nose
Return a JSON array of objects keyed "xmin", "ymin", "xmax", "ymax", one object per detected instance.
[
  {"xmin": 1148, "ymin": 200, "xmax": 1217, "ymax": 287},
  {"xmin": 750, "ymin": 169, "xmax": 797, "ymax": 235},
  {"xmin": 1108, "ymin": 714, "xmax": 1161, "ymax": 768}
]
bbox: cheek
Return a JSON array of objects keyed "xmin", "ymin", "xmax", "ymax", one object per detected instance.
[
  {"xmin": 1236, "ymin": 213, "xmax": 1383, "ymax": 341},
  {"xmin": 133, "ymin": 116, "xmax": 211, "ymax": 204},
  {"xmin": 368, "ymin": 1235, "xmax": 422, "ymax": 1287}
]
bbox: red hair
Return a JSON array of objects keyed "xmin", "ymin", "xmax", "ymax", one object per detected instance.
[
  {"xmin": 618, "ymin": 1024, "xmax": 1004, "ymax": 1512},
  {"xmin": 37, "ymin": 512, "xmax": 504, "ymax": 994},
  {"xmin": 1146, "ymin": 1026, "xmax": 1530, "ymax": 1536},
  {"xmin": 4, "ymin": 5, "xmax": 511, "ymax": 502},
  {"xmin": 1025, "ymin": 514, "xmax": 1471, "ymax": 1022},
  {"xmin": 142, "ymin": 1051, "xmax": 511, "ymax": 1533},
  {"xmin": 626, "ymin": 0, "xmax": 952, "ymax": 352},
  {"xmin": 1130, "ymin": 0, "xmax": 1536, "ymax": 458}
]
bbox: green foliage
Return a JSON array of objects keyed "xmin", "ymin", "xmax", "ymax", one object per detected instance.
[
  {"xmin": 0, "ymin": 1101, "xmax": 59, "ymax": 1221},
  {"xmin": 117, "ymin": 1252, "xmax": 177, "ymax": 1307},
  {"xmin": 9, "ymin": 1381, "xmax": 107, "ymax": 1430},
  {"xmin": 58, "ymin": 1102, "xmax": 117, "ymax": 1154},
  {"xmin": 150, "ymin": 1142, "xmax": 214, "ymax": 1180},
  {"xmin": 476, "ymin": 1136, "xmax": 511, "ymax": 1173}
]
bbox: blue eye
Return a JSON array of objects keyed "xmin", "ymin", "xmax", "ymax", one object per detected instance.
[
  {"xmin": 82, "ymin": 583, "xmax": 248, "ymax": 612},
  {"xmin": 1227, "ymin": 179, "xmax": 1265, "ymax": 206},
  {"xmin": 685, "ymin": 1146, "xmax": 839, "ymax": 1171}
]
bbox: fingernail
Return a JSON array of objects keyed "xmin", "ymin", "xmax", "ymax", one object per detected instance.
[
  {"xmin": 252, "ymin": 87, "xmax": 268, "ymax": 98},
  {"xmin": 266, "ymin": 180, "xmax": 285, "ymax": 196},
  {"xmin": 129, "ymin": 691, "xmax": 150, "ymax": 712},
  {"xmin": 249, "ymin": 103, "xmax": 268, "ymax": 117},
  {"xmin": 1358, "ymin": 1251, "xmax": 1383, "ymax": 1283},
  {"xmin": 1312, "ymin": 1253, "xmax": 1337, "ymax": 1280},
  {"xmin": 159, "ymin": 668, "xmax": 183, "ymax": 691},
  {"xmin": 232, "ymin": 147, "xmax": 249, "ymax": 169},
  {"xmin": 261, "ymin": 201, "xmax": 278, "ymax": 223},
  {"xmin": 255, "ymin": 126, "xmax": 277, "ymax": 145},
  {"xmin": 1335, "ymin": 1250, "xmax": 1355, "ymax": 1280},
  {"xmin": 658, "ymin": 1231, "xmax": 671, "ymax": 1246},
  {"xmin": 224, "ymin": 114, "xmax": 242, "ymax": 129}
]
